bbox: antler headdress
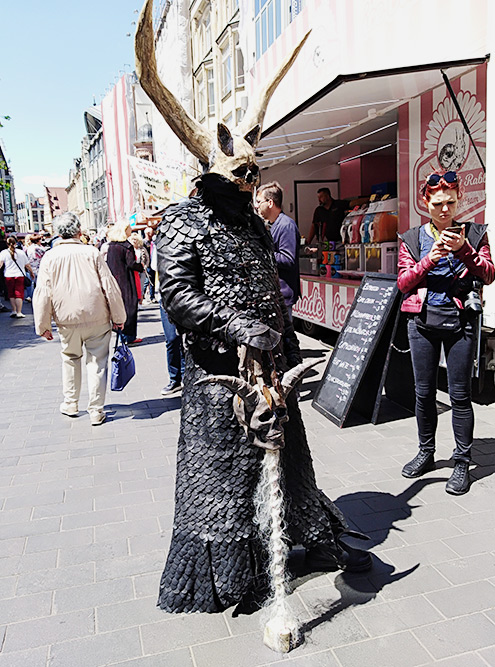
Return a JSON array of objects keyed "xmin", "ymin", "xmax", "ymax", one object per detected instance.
[{"xmin": 135, "ymin": 0, "xmax": 309, "ymax": 190}]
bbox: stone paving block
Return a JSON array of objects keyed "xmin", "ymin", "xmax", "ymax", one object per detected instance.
[
  {"xmin": 270, "ymin": 651, "xmax": 340, "ymax": 667},
  {"xmin": 32, "ymin": 498, "xmax": 94, "ymax": 520},
  {"xmin": 108, "ymin": 650, "xmax": 195, "ymax": 667},
  {"xmin": 54, "ymin": 578, "xmax": 135, "ymax": 613},
  {"xmin": 382, "ymin": 540, "xmax": 459, "ymax": 570},
  {"xmin": 449, "ymin": 509, "xmax": 495, "ymax": 534},
  {"xmin": 12, "ymin": 467, "xmax": 65, "ymax": 485},
  {"xmin": 121, "ymin": 478, "xmax": 165, "ymax": 493},
  {"xmin": 58, "ymin": 539, "xmax": 129, "ymax": 567},
  {"xmin": 413, "ymin": 613, "xmax": 495, "ymax": 659},
  {"xmin": 94, "ymin": 489, "xmax": 153, "ymax": 511},
  {"xmin": 426, "ymin": 580, "xmax": 495, "ymax": 618},
  {"xmin": 25, "ymin": 526, "xmax": 94, "ymax": 553},
  {"xmin": 333, "ymin": 630, "xmax": 432, "ymax": 666},
  {"xmin": 398, "ymin": 518, "xmax": 462, "ymax": 545},
  {"xmin": 94, "ymin": 517, "xmax": 160, "ymax": 543},
  {"xmin": 442, "ymin": 528, "xmax": 495, "ymax": 558},
  {"xmin": 128, "ymin": 532, "xmax": 170, "ymax": 556},
  {"xmin": 0, "ymin": 646, "xmax": 49, "ymax": 667},
  {"xmin": 64, "ymin": 482, "xmax": 122, "ymax": 503},
  {"xmin": 351, "ymin": 508, "xmax": 410, "ymax": 533},
  {"xmin": 16, "ymin": 562, "xmax": 95, "ymax": 595},
  {"xmin": 191, "ymin": 631, "xmax": 287, "ymax": 667},
  {"xmin": 133, "ymin": 573, "xmax": 157, "ymax": 599},
  {"xmin": 433, "ymin": 552, "xmax": 495, "ymax": 585},
  {"xmin": 2, "ymin": 608, "xmax": 94, "ymax": 652},
  {"xmin": 0, "ymin": 516, "xmax": 61, "ymax": 540},
  {"xmin": 0, "ymin": 506, "xmax": 33, "ymax": 525},
  {"xmin": 36, "ymin": 476, "xmax": 94, "ymax": 494},
  {"xmin": 478, "ymin": 645, "xmax": 495, "ymax": 665},
  {"xmin": 4, "ymin": 488, "xmax": 64, "ymax": 510},
  {"xmin": 432, "ymin": 655, "xmax": 489, "ymax": 667},
  {"xmin": 95, "ymin": 552, "xmax": 165, "ymax": 581},
  {"xmin": 124, "ymin": 500, "xmax": 174, "ymax": 522},
  {"xmin": 61, "ymin": 507, "xmax": 125, "ymax": 530},
  {"xmin": 141, "ymin": 614, "xmax": 230, "ymax": 655},
  {"xmin": 0, "ymin": 576, "xmax": 18, "ymax": 599},
  {"xmin": 96, "ymin": 595, "xmax": 163, "ymax": 632},
  {"xmin": 42, "ymin": 456, "xmax": 94, "ymax": 471},
  {"xmin": 352, "ymin": 595, "xmax": 443, "ymax": 637},
  {"xmin": 48, "ymin": 626, "xmax": 143, "ymax": 667},
  {"xmin": 370, "ymin": 564, "xmax": 451, "ymax": 601},
  {"xmin": 0, "ymin": 591, "xmax": 52, "ymax": 623}
]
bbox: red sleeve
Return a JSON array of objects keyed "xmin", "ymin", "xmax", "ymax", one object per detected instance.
[
  {"xmin": 454, "ymin": 234, "xmax": 495, "ymax": 286},
  {"xmin": 397, "ymin": 241, "xmax": 436, "ymax": 293}
]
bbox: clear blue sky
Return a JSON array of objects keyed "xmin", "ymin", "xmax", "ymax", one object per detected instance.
[{"xmin": 1, "ymin": 0, "xmax": 144, "ymax": 200}]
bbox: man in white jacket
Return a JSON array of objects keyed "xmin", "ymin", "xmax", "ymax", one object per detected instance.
[{"xmin": 33, "ymin": 213, "xmax": 126, "ymax": 425}]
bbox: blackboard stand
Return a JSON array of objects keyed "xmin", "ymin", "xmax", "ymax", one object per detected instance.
[
  {"xmin": 313, "ymin": 273, "xmax": 414, "ymax": 428},
  {"xmin": 372, "ymin": 309, "xmax": 416, "ymax": 423}
]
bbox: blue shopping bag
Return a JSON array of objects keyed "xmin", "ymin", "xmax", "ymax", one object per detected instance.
[{"xmin": 111, "ymin": 331, "xmax": 136, "ymax": 391}]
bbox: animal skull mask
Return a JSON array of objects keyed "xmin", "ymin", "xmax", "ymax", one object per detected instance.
[
  {"xmin": 135, "ymin": 0, "xmax": 309, "ymax": 192},
  {"xmin": 197, "ymin": 360, "xmax": 323, "ymax": 451}
]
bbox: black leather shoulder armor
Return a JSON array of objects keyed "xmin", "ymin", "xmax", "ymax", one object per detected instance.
[{"xmin": 157, "ymin": 197, "xmax": 211, "ymax": 247}]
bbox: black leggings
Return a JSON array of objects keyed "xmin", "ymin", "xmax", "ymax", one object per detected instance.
[{"xmin": 407, "ymin": 317, "xmax": 476, "ymax": 462}]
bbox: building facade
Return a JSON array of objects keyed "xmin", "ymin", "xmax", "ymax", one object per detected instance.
[
  {"xmin": 16, "ymin": 194, "xmax": 45, "ymax": 234},
  {"xmin": 43, "ymin": 186, "xmax": 68, "ymax": 233},
  {"xmin": 0, "ymin": 141, "xmax": 16, "ymax": 233}
]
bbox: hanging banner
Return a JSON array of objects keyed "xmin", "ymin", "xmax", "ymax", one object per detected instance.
[
  {"xmin": 128, "ymin": 156, "xmax": 173, "ymax": 207},
  {"xmin": 101, "ymin": 74, "xmax": 136, "ymax": 222}
]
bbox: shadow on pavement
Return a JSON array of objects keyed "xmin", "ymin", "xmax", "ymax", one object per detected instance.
[
  {"xmin": 106, "ymin": 397, "xmax": 181, "ymax": 420},
  {"xmin": 289, "ymin": 478, "xmax": 443, "ymax": 644}
]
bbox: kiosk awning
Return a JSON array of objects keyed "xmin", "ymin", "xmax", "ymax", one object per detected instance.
[{"xmin": 257, "ymin": 57, "xmax": 488, "ymax": 171}]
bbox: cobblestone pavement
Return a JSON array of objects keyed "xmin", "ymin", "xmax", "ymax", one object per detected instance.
[{"xmin": 1, "ymin": 300, "xmax": 494, "ymax": 667}]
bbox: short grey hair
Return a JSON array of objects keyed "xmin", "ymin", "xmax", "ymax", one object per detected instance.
[{"xmin": 54, "ymin": 212, "xmax": 81, "ymax": 239}]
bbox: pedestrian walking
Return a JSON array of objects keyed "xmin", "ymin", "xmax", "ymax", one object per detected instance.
[
  {"xmin": 0, "ymin": 236, "xmax": 35, "ymax": 318},
  {"xmin": 33, "ymin": 212, "xmax": 126, "ymax": 425},
  {"xmin": 105, "ymin": 222, "xmax": 144, "ymax": 345},
  {"xmin": 398, "ymin": 171, "xmax": 494, "ymax": 494}
]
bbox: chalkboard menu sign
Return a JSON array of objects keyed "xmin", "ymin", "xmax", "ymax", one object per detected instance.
[{"xmin": 313, "ymin": 273, "xmax": 401, "ymax": 427}]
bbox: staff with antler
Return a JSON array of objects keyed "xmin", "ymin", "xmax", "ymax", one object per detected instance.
[{"xmin": 135, "ymin": 0, "xmax": 372, "ymax": 621}]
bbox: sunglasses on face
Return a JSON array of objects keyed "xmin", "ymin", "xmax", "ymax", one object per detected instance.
[{"xmin": 426, "ymin": 171, "xmax": 458, "ymax": 186}]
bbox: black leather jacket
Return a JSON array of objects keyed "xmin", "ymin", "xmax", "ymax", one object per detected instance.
[{"xmin": 155, "ymin": 174, "xmax": 302, "ymax": 368}]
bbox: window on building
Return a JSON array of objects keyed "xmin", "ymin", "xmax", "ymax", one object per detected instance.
[
  {"xmin": 196, "ymin": 70, "xmax": 206, "ymax": 120},
  {"xmin": 221, "ymin": 42, "xmax": 232, "ymax": 98},
  {"xmin": 223, "ymin": 112, "xmax": 233, "ymax": 128},
  {"xmin": 255, "ymin": 0, "xmax": 303, "ymax": 59},
  {"xmin": 234, "ymin": 32, "xmax": 245, "ymax": 87},
  {"xmin": 236, "ymin": 108, "xmax": 245, "ymax": 124},
  {"xmin": 207, "ymin": 66, "xmax": 215, "ymax": 116}
]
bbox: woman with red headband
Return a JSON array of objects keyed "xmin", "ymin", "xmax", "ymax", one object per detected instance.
[{"xmin": 397, "ymin": 171, "xmax": 494, "ymax": 495}]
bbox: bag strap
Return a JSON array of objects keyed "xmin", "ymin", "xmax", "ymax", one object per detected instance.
[
  {"xmin": 114, "ymin": 329, "xmax": 128, "ymax": 352},
  {"xmin": 12, "ymin": 254, "xmax": 28, "ymax": 278}
]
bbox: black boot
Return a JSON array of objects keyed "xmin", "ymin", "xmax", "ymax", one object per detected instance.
[
  {"xmin": 306, "ymin": 531, "xmax": 372, "ymax": 574},
  {"xmin": 446, "ymin": 461, "xmax": 470, "ymax": 495},
  {"xmin": 402, "ymin": 450, "xmax": 435, "ymax": 478}
]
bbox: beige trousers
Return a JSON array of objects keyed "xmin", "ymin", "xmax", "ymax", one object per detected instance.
[{"xmin": 58, "ymin": 322, "xmax": 112, "ymax": 413}]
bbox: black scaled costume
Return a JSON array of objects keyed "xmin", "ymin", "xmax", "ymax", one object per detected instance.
[{"xmin": 156, "ymin": 174, "xmax": 347, "ymax": 613}]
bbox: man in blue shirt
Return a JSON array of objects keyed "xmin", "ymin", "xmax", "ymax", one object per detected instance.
[{"xmin": 255, "ymin": 181, "xmax": 301, "ymax": 319}]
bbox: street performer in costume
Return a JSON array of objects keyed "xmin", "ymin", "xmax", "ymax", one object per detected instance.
[{"xmin": 135, "ymin": 0, "xmax": 372, "ymax": 615}]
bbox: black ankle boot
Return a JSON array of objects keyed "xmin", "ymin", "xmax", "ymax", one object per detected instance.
[
  {"xmin": 402, "ymin": 450, "xmax": 435, "ymax": 478},
  {"xmin": 306, "ymin": 531, "xmax": 372, "ymax": 574},
  {"xmin": 446, "ymin": 461, "xmax": 470, "ymax": 495}
]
